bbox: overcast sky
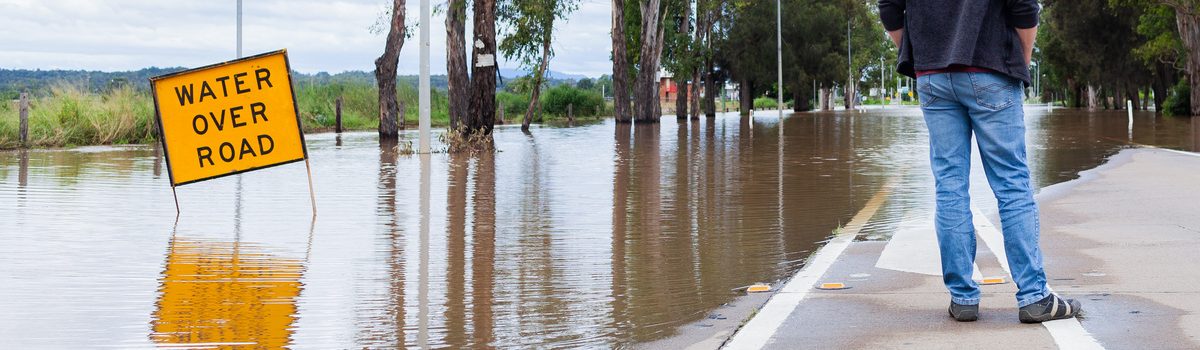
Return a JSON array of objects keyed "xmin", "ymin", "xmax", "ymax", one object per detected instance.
[{"xmin": 0, "ymin": 0, "xmax": 614, "ymax": 77}]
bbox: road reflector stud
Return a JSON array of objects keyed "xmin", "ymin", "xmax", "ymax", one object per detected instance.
[
  {"xmin": 746, "ymin": 284, "xmax": 772, "ymax": 293},
  {"xmin": 980, "ymin": 277, "xmax": 1007, "ymax": 285},
  {"xmin": 817, "ymin": 282, "xmax": 849, "ymax": 290}
]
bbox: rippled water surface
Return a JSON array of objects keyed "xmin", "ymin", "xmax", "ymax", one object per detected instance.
[{"xmin": 1, "ymin": 108, "xmax": 1197, "ymax": 348}]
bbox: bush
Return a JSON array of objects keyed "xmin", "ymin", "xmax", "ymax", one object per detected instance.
[
  {"xmin": 753, "ymin": 97, "xmax": 778, "ymax": 109},
  {"xmin": 496, "ymin": 91, "xmax": 531, "ymax": 119},
  {"xmin": 541, "ymin": 85, "xmax": 603, "ymax": 117},
  {"xmin": 293, "ymin": 79, "xmax": 450, "ymax": 131},
  {"xmin": 1164, "ymin": 77, "xmax": 1191, "ymax": 117}
]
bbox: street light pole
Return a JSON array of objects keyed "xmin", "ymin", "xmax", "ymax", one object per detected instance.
[
  {"xmin": 847, "ymin": 19, "xmax": 852, "ymax": 110},
  {"xmin": 237, "ymin": 0, "xmax": 242, "ymax": 58},
  {"xmin": 418, "ymin": 0, "xmax": 431, "ymax": 154},
  {"xmin": 776, "ymin": 0, "xmax": 784, "ymax": 119}
]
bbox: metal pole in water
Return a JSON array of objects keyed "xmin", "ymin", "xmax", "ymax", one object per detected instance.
[
  {"xmin": 418, "ymin": 0, "xmax": 432, "ymax": 154},
  {"xmin": 776, "ymin": 0, "xmax": 783, "ymax": 119},
  {"xmin": 880, "ymin": 56, "xmax": 885, "ymax": 109},
  {"xmin": 1127, "ymin": 99, "xmax": 1134, "ymax": 137}
]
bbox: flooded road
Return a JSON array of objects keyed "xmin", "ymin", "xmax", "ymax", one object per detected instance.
[{"xmin": 1, "ymin": 108, "xmax": 1198, "ymax": 348}]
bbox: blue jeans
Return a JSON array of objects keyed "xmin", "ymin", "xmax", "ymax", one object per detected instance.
[{"xmin": 916, "ymin": 72, "xmax": 1049, "ymax": 308}]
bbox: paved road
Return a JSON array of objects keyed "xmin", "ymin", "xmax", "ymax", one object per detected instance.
[{"xmin": 725, "ymin": 148, "xmax": 1200, "ymax": 349}]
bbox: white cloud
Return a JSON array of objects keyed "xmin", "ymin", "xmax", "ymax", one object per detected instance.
[{"xmin": 0, "ymin": 0, "xmax": 615, "ymax": 77}]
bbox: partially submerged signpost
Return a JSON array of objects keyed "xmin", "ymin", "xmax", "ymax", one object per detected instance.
[{"xmin": 150, "ymin": 49, "xmax": 315, "ymax": 215}]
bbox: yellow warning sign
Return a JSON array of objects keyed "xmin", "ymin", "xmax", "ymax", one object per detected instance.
[{"xmin": 151, "ymin": 50, "xmax": 307, "ymax": 186}]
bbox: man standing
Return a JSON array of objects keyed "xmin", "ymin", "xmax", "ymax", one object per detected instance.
[{"xmin": 877, "ymin": 0, "xmax": 1081, "ymax": 323}]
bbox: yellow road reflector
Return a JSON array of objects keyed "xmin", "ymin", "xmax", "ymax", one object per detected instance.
[
  {"xmin": 746, "ymin": 284, "xmax": 772, "ymax": 293},
  {"xmin": 980, "ymin": 277, "xmax": 1007, "ymax": 285},
  {"xmin": 817, "ymin": 282, "xmax": 849, "ymax": 290}
]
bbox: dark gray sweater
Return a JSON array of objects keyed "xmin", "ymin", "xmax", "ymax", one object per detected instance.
[{"xmin": 878, "ymin": 0, "xmax": 1040, "ymax": 85}]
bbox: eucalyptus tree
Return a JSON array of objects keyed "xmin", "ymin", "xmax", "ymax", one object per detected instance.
[
  {"xmin": 374, "ymin": 0, "xmax": 407, "ymax": 139},
  {"xmin": 1150, "ymin": 0, "xmax": 1198, "ymax": 115},
  {"xmin": 498, "ymin": 0, "xmax": 581, "ymax": 131},
  {"xmin": 634, "ymin": 0, "xmax": 671, "ymax": 123},
  {"xmin": 662, "ymin": 0, "xmax": 696, "ymax": 120},
  {"xmin": 468, "ymin": 0, "xmax": 499, "ymax": 134},
  {"xmin": 446, "ymin": 0, "xmax": 469, "ymax": 130},
  {"xmin": 612, "ymin": 0, "xmax": 634, "ymax": 123}
]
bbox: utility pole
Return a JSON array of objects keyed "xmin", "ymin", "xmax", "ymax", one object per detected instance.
[
  {"xmin": 237, "ymin": 0, "xmax": 242, "ymax": 58},
  {"xmin": 847, "ymin": 19, "xmax": 852, "ymax": 110},
  {"xmin": 418, "ymin": 0, "xmax": 431, "ymax": 153},
  {"xmin": 776, "ymin": 0, "xmax": 784, "ymax": 118},
  {"xmin": 880, "ymin": 56, "xmax": 885, "ymax": 108}
]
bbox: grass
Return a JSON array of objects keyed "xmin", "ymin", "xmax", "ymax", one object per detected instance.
[
  {"xmin": 1, "ymin": 78, "xmax": 611, "ymax": 149},
  {"xmin": 0, "ymin": 83, "xmax": 157, "ymax": 149}
]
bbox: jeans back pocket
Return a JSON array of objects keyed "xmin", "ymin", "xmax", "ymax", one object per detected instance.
[
  {"xmin": 917, "ymin": 75, "xmax": 939, "ymax": 107},
  {"xmin": 968, "ymin": 72, "xmax": 1018, "ymax": 111}
]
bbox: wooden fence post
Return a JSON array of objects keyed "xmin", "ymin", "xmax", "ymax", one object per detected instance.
[
  {"xmin": 497, "ymin": 102, "xmax": 505, "ymax": 125},
  {"xmin": 335, "ymin": 96, "xmax": 343, "ymax": 133},
  {"xmin": 567, "ymin": 103, "xmax": 574, "ymax": 124},
  {"xmin": 398, "ymin": 100, "xmax": 406, "ymax": 130},
  {"xmin": 19, "ymin": 92, "xmax": 30, "ymax": 147}
]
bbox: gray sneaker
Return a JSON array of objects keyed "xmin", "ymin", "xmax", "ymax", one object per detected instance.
[
  {"xmin": 1019, "ymin": 293, "xmax": 1081, "ymax": 323},
  {"xmin": 949, "ymin": 301, "xmax": 979, "ymax": 322}
]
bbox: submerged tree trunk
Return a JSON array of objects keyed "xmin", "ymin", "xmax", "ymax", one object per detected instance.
[
  {"xmin": 675, "ymin": 78, "xmax": 688, "ymax": 119},
  {"xmin": 674, "ymin": 0, "xmax": 689, "ymax": 121},
  {"xmin": 820, "ymin": 87, "xmax": 832, "ymax": 111},
  {"xmin": 739, "ymin": 78, "xmax": 754, "ymax": 116},
  {"xmin": 612, "ymin": 0, "xmax": 633, "ymax": 123},
  {"xmin": 523, "ymin": 36, "xmax": 553, "ymax": 132},
  {"xmin": 689, "ymin": 69, "xmax": 701, "ymax": 120},
  {"xmin": 704, "ymin": 59, "xmax": 716, "ymax": 118},
  {"xmin": 446, "ymin": 0, "xmax": 469, "ymax": 130},
  {"xmin": 468, "ymin": 0, "xmax": 498, "ymax": 134},
  {"xmin": 1153, "ymin": 62, "xmax": 1173, "ymax": 112},
  {"xmin": 375, "ymin": 0, "xmax": 407, "ymax": 139},
  {"xmin": 1174, "ymin": 7, "xmax": 1200, "ymax": 116},
  {"xmin": 1086, "ymin": 84, "xmax": 1099, "ymax": 111},
  {"xmin": 634, "ymin": 0, "xmax": 666, "ymax": 123},
  {"xmin": 1128, "ymin": 84, "xmax": 1140, "ymax": 110},
  {"xmin": 844, "ymin": 77, "xmax": 858, "ymax": 110}
]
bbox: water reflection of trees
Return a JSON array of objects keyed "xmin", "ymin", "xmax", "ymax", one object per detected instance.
[
  {"xmin": 357, "ymin": 138, "xmax": 406, "ymax": 347},
  {"xmin": 441, "ymin": 150, "xmax": 497, "ymax": 348},
  {"xmin": 607, "ymin": 116, "xmax": 888, "ymax": 343}
]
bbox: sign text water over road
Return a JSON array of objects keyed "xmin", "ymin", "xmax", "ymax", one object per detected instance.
[{"xmin": 150, "ymin": 50, "xmax": 307, "ymax": 186}]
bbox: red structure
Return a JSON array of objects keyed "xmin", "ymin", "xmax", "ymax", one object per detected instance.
[{"xmin": 658, "ymin": 77, "xmax": 695, "ymax": 104}]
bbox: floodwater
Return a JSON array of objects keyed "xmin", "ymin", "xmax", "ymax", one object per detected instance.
[{"xmin": 1, "ymin": 107, "xmax": 1197, "ymax": 348}]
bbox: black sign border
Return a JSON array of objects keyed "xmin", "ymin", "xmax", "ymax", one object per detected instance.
[{"xmin": 149, "ymin": 49, "xmax": 309, "ymax": 187}]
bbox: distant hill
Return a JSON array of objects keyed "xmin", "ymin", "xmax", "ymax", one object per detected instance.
[
  {"xmin": 0, "ymin": 67, "xmax": 188, "ymax": 98},
  {"xmin": 498, "ymin": 67, "xmax": 589, "ymax": 80},
  {"xmin": 1, "ymin": 66, "xmax": 592, "ymax": 100}
]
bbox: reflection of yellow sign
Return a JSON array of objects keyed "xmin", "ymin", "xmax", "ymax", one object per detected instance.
[
  {"xmin": 151, "ymin": 50, "xmax": 307, "ymax": 186},
  {"xmin": 150, "ymin": 238, "xmax": 303, "ymax": 348}
]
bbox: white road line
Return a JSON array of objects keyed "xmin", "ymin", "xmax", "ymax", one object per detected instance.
[
  {"xmin": 974, "ymin": 210, "xmax": 1105, "ymax": 349},
  {"xmin": 723, "ymin": 181, "xmax": 894, "ymax": 350},
  {"xmin": 875, "ymin": 211, "xmax": 983, "ymax": 281},
  {"xmin": 973, "ymin": 206, "xmax": 1010, "ymax": 273}
]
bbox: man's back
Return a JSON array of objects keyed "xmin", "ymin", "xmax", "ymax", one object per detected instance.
[{"xmin": 880, "ymin": 0, "xmax": 1040, "ymax": 84}]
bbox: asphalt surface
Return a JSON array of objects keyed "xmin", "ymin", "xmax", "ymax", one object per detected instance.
[{"xmin": 724, "ymin": 148, "xmax": 1200, "ymax": 349}]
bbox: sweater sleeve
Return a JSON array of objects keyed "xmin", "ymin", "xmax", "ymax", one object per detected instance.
[
  {"xmin": 878, "ymin": 0, "xmax": 906, "ymax": 31},
  {"xmin": 1006, "ymin": 0, "xmax": 1040, "ymax": 29}
]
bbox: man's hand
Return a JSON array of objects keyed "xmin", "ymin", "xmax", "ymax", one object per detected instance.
[
  {"xmin": 1016, "ymin": 26, "xmax": 1037, "ymax": 67},
  {"xmin": 888, "ymin": 29, "xmax": 903, "ymax": 47}
]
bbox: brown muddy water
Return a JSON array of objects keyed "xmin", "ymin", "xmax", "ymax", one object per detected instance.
[{"xmin": 1, "ymin": 108, "xmax": 1197, "ymax": 348}]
